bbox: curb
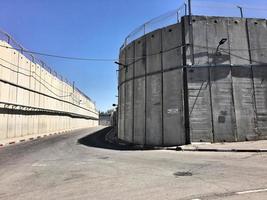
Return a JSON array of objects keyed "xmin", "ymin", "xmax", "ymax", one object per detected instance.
[
  {"xmin": 178, "ymin": 147, "xmax": 267, "ymax": 152},
  {"xmin": 0, "ymin": 130, "xmax": 72, "ymax": 148},
  {"xmin": 104, "ymin": 129, "xmax": 180, "ymax": 150},
  {"xmin": 104, "ymin": 130, "xmax": 267, "ymax": 153}
]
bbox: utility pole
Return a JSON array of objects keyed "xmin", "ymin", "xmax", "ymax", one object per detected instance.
[
  {"xmin": 237, "ymin": 5, "xmax": 244, "ymax": 18},
  {"xmin": 188, "ymin": 0, "xmax": 194, "ymax": 65},
  {"xmin": 188, "ymin": 0, "xmax": 192, "ymax": 21}
]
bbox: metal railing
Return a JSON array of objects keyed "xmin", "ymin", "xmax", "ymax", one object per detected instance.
[{"xmin": 121, "ymin": 3, "xmax": 187, "ymax": 49}]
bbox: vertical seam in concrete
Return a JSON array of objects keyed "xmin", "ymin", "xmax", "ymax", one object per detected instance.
[
  {"xmin": 124, "ymin": 50, "xmax": 127, "ymax": 141},
  {"xmin": 227, "ymin": 19, "xmax": 238, "ymax": 141},
  {"xmin": 16, "ymin": 52, "xmax": 19, "ymax": 105},
  {"xmin": 206, "ymin": 17, "xmax": 215, "ymax": 142},
  {"xmin": 208, "ymin": 66, "xmax": 214, "ymax": 142},
  {"xmin": 245, "ymin": 19, "xmax": 259, "ymax": 134},
  {"xmin": 177, "ymin": 23, "xmax": 184, "ymax": 143},
  {"xmin": 132, "ymin": 43, "xmax": 135, "ymax": 143},
  {"xmin": 160, "ymin": 29, "xmax": 164, "ymax": 145},
  {"xmin": 38, "ymin": 67, "xmax": 41, "ymax": 134},
  {"xmin": 34, "ymin": 64, "xmax": 36, "ymax": 133},
  {"xmin": 118, "ymin": 57, "xmax": 121, "ymax": 139},
  {"xmin": 144, "ymin": 37, "xmax": 147, "ymax": 145},
  {"xmin": 17, "ymin": 53, "xmax": 20, "ymax": 137},
  {"xmin": 28, "ymin": 61, "xmax": 32, "ymax": 135},
  {"xmin": 182, "ymin": 17, "xmax": 190, "ymax": 144}
]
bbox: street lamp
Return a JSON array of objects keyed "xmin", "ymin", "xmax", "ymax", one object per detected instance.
[
  {"xmin": 215, "ymin": 38, "xmax": 227, "ymax": 55},
  {"xmin": 237, "ymin": 5, "xmax": 244, "ymax": 18},
  {"xmin": 114, "ymin": 61, "xmax": 127, "ymax": 68}
]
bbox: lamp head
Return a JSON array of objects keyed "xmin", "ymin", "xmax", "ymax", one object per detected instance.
[{"xmin": 219, "ymin": 38, "xmax": 227, "ymax": 46}]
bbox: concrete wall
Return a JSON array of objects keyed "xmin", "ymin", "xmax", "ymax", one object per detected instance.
[
  {"xmin": 187, "ymin": 16, "xmax": 267, "ymax": 142},
  {"xmin": 118, "ymin": 23, "xmax": 185, "ymax": 146},
  {"xmin": 118, "ymin": 15, "xmax": 267, "ymax": 146},
  {"xmin": 0, "ymin": 40, "xmax": 98, "ymax": 141}
]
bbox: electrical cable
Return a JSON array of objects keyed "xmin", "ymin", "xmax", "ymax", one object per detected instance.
[
  {"xmin": 0, "ymin": 44, "xmax": 97, "ymax": 105},
  {"xmin": 0, "ymin": 57, "xmax": 70, "ymax": 93},
  {"xmin": 0, "ymin": 77, "xmax": 98, "ymax": 115},
  {"xmin": 1, "ymin": 42, "xmax": 267, "ymax": 65},
  {"xmin": 0, "ymin": 62, "xmax": 72, "ymax": 98},
  {"xmin": 0, "ymin": 44, "xmax": 116, "ymax": 62}
]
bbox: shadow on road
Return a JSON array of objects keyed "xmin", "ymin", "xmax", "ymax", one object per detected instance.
[{"xmin": 77, "ymin": 127, "xmax": 161, "ymax": 151}]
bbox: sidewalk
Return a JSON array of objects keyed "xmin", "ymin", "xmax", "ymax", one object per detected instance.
[
  {"xmin": 178, "ymin": 140, "xmax": 267, "ymax": 152},
  {"xmin": 106, "ymin": 129, "xmax": 267, "ymax": 152}
]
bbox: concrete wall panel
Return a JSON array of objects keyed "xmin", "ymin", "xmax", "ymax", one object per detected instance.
[
  {"xmin": 146, "ymin": 30, "xmax": 162, "ymax": 73},
  {"xmin": 118, "ymin": 48, "xmax": 126, "ymax": 140},
  {"xmin": 162, "ymin": 23, "xmax": 182, "ymax": 70},
  {"xmin": 189, "ymin": 16, "xmax": 213, "ymax": 142},
  {"xmin": 210, "ymin": 66, "xmax": 236, "ymax": 142},
  {"xmin": 7, "ymin": 114, "xmax": 16, "ymax": 138},
  {"xmin": 187, "ymin": 67, "xmax": 212, "ymax": 142},
  {"xmin": 163, "ymin": 70, "xmax": 185, "ymax": 145},
  {"xmin": 133, "ymin": 77, "xmax": 146, "ymax": 144},
  {"xmin": 247, "ymin": 19, "xmax": 267, "ymax": 64},
  {"xmin": 124, "ymin": 43, "xmax": 134, "ymax": 142},
  {"xmin": 162, "ymin": 24, "xmax": 185, "ymax": 145},
  {"xmin": 146, "ymin": 74, "xmax": 162, "ymax": 145},
  {"xmin": 207, "ymin": 17, "xmax": 231, "ymax": 65},
  {"xmin": 0, "ymin": 114, "xmax": 8, "ymax": 140},
  {"xmin": 228, "ymin": 18, "xmax": 256, "ymax": 140},
  {"xmin": 231, "ymin": 66, "xmax": 255, "ymax": 140},
  {"xmin": 0, "ymin": 41, "xmax": 11, "ymax": 103},
  {"xmin": 9, "ymin": 50, "xmax": 18, "ymax": 105},
  {"xmin": 134, "ymin": 36, "xmax": 146, "ymax": 76},
  {"xmin": 145, "ymin": 29, "xmax": 162, "ymax": 145},
  {"xmin": 118, "ymin": 83, "xmax": 125, "ymax": 140},
  {"xmin": 133, "ymin": 37, "xmax": 146, "ymax": 144},
  {"xmin": 253, "ymin": 66, "xmax": 267, "ymax": 137},
  {"xmin": 192, "ymin": 16, "xmax": 209, "ymax": 65}
]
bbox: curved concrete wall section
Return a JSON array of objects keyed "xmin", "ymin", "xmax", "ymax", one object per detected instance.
[
  {"xmin": 0, "ymin": 40, "xmax": 98, "ymax": 140},
  {"xmin": 118, "ymin": 15, "xmax": 267, "ymax": 146},
  {"xmin": 119, "ymin": 22, "xmax": 185, "ymax": 146}
]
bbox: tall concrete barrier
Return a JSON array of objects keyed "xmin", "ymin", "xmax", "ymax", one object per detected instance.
[
  {"xmin": 162, "ymin": 24, "xmax": 185, "ymax": 145},
  {"xmin": 0, "ymin": 37, "xmax": 99, "ymax": 141},
  {"xmin": 118, "ymin": 15, "xmax": 267, "ymax": 146}
]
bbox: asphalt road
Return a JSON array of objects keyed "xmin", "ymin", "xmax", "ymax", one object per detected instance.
[{"xmin": 0, "ymin": 126, "xmax": 267, "ymax": 200}]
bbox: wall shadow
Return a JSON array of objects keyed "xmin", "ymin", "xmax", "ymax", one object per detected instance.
[{"xmin": 77, "ymin": 127, "xmax": 164, "ymax": 151}]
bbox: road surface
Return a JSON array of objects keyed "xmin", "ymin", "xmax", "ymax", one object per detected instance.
[{"xmin": 0, "ymin": 126, "xmax": 267, "ymax": 200}]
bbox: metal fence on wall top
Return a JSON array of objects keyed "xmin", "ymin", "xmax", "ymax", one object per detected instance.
[
  {"xmin": 121, "ymin": 0, "xmax": 267, "ymax": 50},
  {"xmin": 0, "ymin": 29, "xmax": 94, "ymax": 104}
]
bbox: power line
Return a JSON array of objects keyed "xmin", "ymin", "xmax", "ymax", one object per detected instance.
[
  {"xmin": 0, "ymin": 44, "xmax": 117, "ymax": 62},
  {"xmin": 2, "ymin": 42, "xmax": 267, "ymax": 64},
  {"xmin": 0, "ymin": 57, "xmax": 72, "ymax": 94}
]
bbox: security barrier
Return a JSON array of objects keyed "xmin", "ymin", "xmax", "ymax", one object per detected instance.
[
  {"xmin": 0, "ymin": 33, "xmax": 98, "ymax": 141},
  {"xmin": 118, "ymin": 15, "xmax": 267, "ymax": 146}
]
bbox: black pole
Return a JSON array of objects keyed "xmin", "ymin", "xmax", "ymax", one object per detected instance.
[
  {"xmin": 187, "ymin": 0, "xmax": 194, "ymax": 65},
  {"xmin": 188, "ymin": 0, "xmax": 192, "ymax": 20},
  {"xmin": 237, "ymin": 6, "xmax": 244, "ymax": 18}
]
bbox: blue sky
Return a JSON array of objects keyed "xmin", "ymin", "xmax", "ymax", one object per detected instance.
[{"xmin": 0, "ymin": 0, "xmax": 266, "ymax": 111}]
